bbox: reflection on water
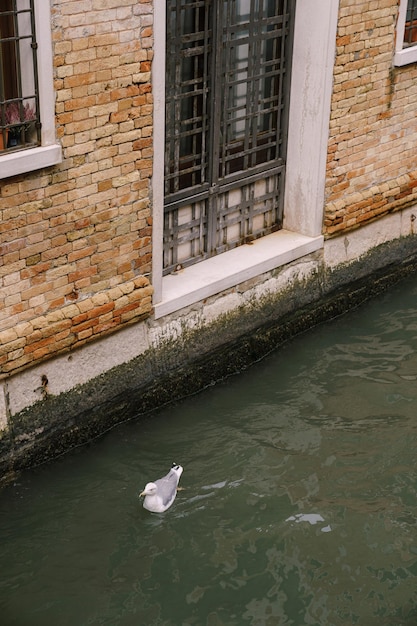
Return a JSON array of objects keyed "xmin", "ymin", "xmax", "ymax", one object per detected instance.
[{"xmin": 1, "ymin": 274, "xmax": 417, "ymax": 625}]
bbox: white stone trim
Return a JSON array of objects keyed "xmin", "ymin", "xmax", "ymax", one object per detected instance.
[
  {"xmin": 0, "ymin": 144, "xmax": 62, "ymax": 179},
  {"xmin": 152, "ymin": 0, "xmax": 166, "ymax": 303},
  {"xmin": 394, "ymin": 46, "xmax": 417, "ymax": 66},
  {"xmin": 0, "ymin": 0, "xmax": 61, "ymax": 180},
  {"xmin": 284, "ymin": 0, "xmax": 339, "ymax": 237}
]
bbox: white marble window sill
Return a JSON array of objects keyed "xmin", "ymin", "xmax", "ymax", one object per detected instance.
[
  {"xmin": 0, "ymin": 144, "xmax": 62, "ymax": 180},
  {"xmin": 154, "ymin": 229, "xmax": 324, "ymax": 319},
  {"xmin": 394, "ymin": 46, "xmax": 417, "ymax": 66}
]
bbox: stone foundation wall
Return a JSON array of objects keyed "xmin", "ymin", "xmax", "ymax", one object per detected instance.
[{"xmin": 1, "ymin": 217, "xmax": 416, "ymax": 484}]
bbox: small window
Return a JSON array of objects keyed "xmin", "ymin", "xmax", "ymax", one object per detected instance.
[
  {"xmin": 0, "ymin": 0, "xmax": 40, "ymax": 153},
  {"xmin": 0, "ymin": 0, "xmax": 61, "ymax": 179},
  {"xmin": 394, "ymin": 0, "xmax": 417, "ymax": 65}
]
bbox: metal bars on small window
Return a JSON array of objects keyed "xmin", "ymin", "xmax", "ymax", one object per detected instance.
[
  {"xmin": 404, "ymin": 0, "xmax": 417, "ymax": 46},
  {"xmin": 164, "ymin": 0, "xmax": 293, "ymax": 274},
  {"xmin": 0, "ymin": 0, "xmax": 40, "ymax": 152}
]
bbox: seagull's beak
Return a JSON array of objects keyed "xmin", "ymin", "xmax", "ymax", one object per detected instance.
[{"xmin": 139, "ymin": 490, "xmax": 145, "ymax": 498}]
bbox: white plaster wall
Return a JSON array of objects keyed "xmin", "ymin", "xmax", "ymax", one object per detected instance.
[
  {"xmin": 324, "ymin": 206, "xmax": 417, "ymax": 269},
  {"xmin": 3, "ymin": 323, "xmax": 149, "ymax": 418}
]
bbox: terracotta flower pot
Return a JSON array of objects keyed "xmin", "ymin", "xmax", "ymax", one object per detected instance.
[{"xmin": 0, "ymin": 130, "xmax": 8, "ymax": 150}]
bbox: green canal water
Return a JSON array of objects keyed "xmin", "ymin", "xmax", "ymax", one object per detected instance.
[{"xmin": 1, "ymin": 273, "xmax": 417, "ymax": 626}]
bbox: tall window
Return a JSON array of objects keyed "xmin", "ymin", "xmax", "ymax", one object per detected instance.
[
  {"xmin": 164, "ymin": 0, "xmax": 294, "ymax": 274},
  {"xmin": 0, "ymin": 0, "xmax": 40, "ymax": 153}
]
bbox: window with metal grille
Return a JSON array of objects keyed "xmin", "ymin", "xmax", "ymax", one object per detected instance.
[
  {"xmin": 405, "ymin": 0, "xmax": 417, "ymax": 46},
  {"xmin": 164, "ymin": 0, "xmax": 294, "ymax": 274},
  {"xmin": 0, "ymin": 0, "xmax": 40, "ymax": 153}
]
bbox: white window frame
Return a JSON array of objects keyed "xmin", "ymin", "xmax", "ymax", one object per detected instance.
[
  {"xmin": 394, "ymin": 0, "xmax": 417, "ymax": 66},
  {"xmin": 0, "ymin": 0, "xmax": 61, "ymax": 180},
  {"xmin": 152, "ymin": 0, "xmax": 338, "ymax": 318}
]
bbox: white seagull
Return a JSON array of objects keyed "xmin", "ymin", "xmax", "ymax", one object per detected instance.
[{"xmin": 140, "ymin": 463, "xmax": 183, "ymax": 513}]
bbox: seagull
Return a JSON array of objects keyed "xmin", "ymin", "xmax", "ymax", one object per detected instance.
[{"xmin": 140, "ymin": 463, "xmax": 183, "ymax": 513}]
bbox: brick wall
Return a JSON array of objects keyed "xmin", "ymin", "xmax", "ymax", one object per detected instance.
[
  {"xmin": 0, "ymin": 0, "xmax": 153, "ymax": 376},
  {"xmin": 324, "ymin": 0, "xmax": 417, "ymax": 235},
  {"xmin": 3, "ymin": 0, "xmax": 417, "ymax": 377}
]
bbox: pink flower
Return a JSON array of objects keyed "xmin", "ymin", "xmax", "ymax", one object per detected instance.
[{"xmin": 4, "ymin": 101, "xmax": 36, "ymax": 126}]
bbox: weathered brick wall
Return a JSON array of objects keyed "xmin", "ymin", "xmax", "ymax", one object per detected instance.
[
  {"xmin": 0, "ymin": 0, "xmax": 153, "ymax": 375},
  {"xmin": 325, "ymin": 0, "xmax": 417, "ymax": 235},
  {"xmin": 3, "ymin": 0, "xmax": 417, "ymax": 376}
]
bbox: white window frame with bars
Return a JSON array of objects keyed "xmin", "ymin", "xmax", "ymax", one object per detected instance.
[
  {"xmin": 152, "ymin": 0, "xmax": 337, "ymax": 317},
  {"xmin": 0, "ymin": 0, "xmax": 61, "ymax": 180},
  {"xmin": 394, "ymin": 0, "xmax": 417, "ymax": 66}
]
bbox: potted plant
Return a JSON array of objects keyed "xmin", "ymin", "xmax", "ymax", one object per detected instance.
[{"xmin": 4, "ymin": 101, "xmax": 36, "ymax": 146}]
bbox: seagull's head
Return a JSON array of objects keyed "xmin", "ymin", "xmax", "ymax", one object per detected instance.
[
  {"xmin": 140, "ymin": 482, "xmax": 157, "ymax": 498},
  {"xmin": 171, "ymin": 463, "xmax": 183, "ymax": 478}
]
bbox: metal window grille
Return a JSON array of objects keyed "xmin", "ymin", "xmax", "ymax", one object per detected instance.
[
  {"xmin": 164, "ymin": 0, "xmax": 294, "ymax": 274},
  {"xmin": 404, "ymin": 0, "xmax": 417, "ymax": 46},
  {"xmin": 0, "ymin": 0, "xmax": 40, "ymax": 152}
]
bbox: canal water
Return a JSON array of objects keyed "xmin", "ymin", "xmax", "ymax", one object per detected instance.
[{"xmin": 1, "ymin": 273, "xmax": 417, "ymax": 626}]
